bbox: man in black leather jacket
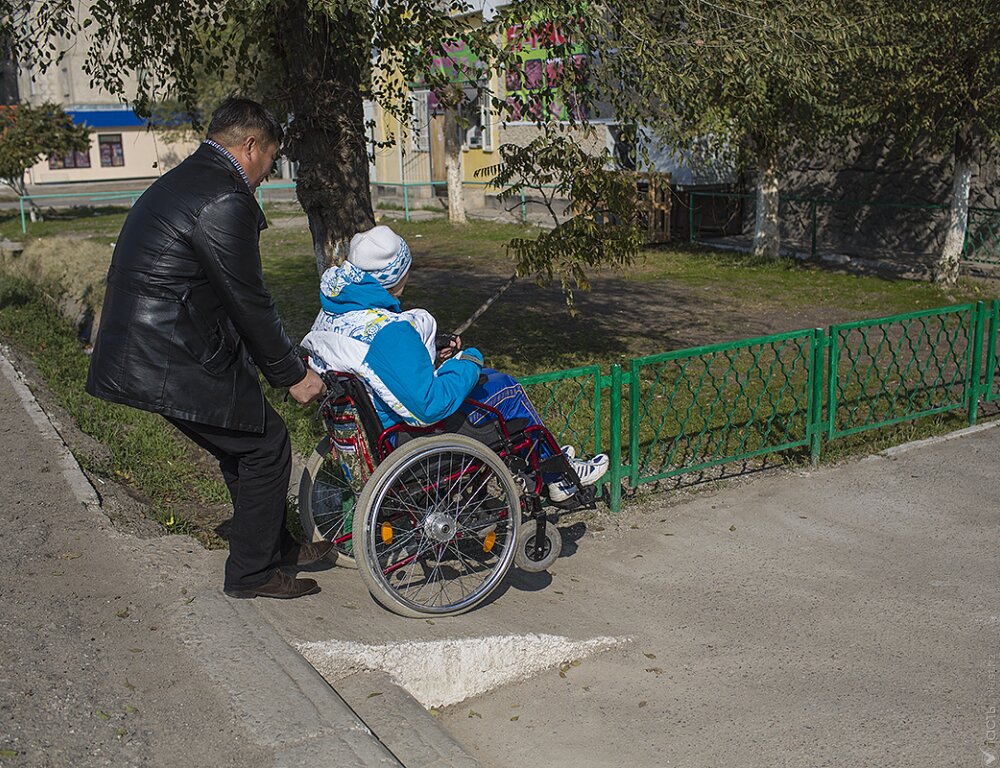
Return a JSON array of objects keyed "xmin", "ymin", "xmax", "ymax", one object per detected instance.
[{"xmin": 86, "ymin": 98, "xmax": 328, "ymax": 599}]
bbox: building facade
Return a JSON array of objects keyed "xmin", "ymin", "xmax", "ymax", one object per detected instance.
[{"xmin": 15, "ymin": 19, "xmax": 197, "ymax": 187}]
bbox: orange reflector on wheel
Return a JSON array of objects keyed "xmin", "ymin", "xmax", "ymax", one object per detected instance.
[
  {"xmin": 381, "ymin": 521, "xmax": 393, "ymax": 544},
  {"xmin": 483, "ymin": 530, "xmax": 496, "ymax": 552}
]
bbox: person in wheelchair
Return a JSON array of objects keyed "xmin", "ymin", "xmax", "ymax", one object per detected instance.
[{"xmin": 299, "ymin": 224, "xmax": 609, "ymax": 502}]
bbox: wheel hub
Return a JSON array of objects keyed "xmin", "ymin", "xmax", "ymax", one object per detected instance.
[{"xmin": 424, "ymin": 511, "xmax": 458, "ymax": 543}]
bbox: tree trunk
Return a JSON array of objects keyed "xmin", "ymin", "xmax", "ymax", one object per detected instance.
[
  {"xmin": 443, "ymin": 106, "xmax": 466, "ymax": 224},
  {"xmin": 752, "ymin": 147, "xmax": 780, "ymax": 261},
  {"xmin": 4, "ymin": 175, "xmax": 42, "ymax": 222},
  {"xmin": 272, "ymin": 1, "xmax": 376, "ymax": 275},
  {"xmin": 936, "ymin": 126, "xmax": 975, "ymax": 287}
]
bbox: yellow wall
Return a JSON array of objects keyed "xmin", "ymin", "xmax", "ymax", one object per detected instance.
[{"xmin": 27, "ymin": 128, "xmax": 198, "ymax": 185}]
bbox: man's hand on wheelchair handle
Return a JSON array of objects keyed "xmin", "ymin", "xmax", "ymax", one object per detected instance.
[{"xmin": 289, "ymin": 369, "xmax": 326, "ymax": 404}]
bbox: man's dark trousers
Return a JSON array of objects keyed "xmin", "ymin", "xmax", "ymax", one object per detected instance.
[{"xmin": 167, "ymin": 400, "xmax": 296, "ymax": 590}]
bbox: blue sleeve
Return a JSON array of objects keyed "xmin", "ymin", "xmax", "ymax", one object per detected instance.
[{"xmin": 365, "ymin": 321, "xmax": 482, "ymax": 424}]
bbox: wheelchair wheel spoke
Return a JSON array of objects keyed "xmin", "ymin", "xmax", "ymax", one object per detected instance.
[{"xmin": 355, "ymin": 434, "xmax": 521, "ymax": 616}]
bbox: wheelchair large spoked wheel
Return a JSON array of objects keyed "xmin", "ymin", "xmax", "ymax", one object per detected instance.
[
  {"xmin": 353, "ymin": 434, "xmax": 522, "ymax": 617},
  {"xmin": 298, "ymin": 436, "xmax": 366, "ymax": 568}
]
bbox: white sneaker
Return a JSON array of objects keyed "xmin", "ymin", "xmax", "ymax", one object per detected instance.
[
  {"xmin": 560, "ymin": 445, "xmax": 576, "ymax": 459},
  {"xmin": 548, "ymin": 454, "xmax": 610, "ymax": 502}
]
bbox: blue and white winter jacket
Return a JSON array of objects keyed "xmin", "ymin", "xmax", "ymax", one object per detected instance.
[{"xmin": 300, "ymin": 261, "xmax": 483, "ymax": 429}]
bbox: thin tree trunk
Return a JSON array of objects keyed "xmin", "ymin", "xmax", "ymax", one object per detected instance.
[
  {"xmin": 443, "ymin": 105, "xmax": 466, "ymax": 224},
  {"xmin": 936, "ymin": 126, "xmax": 974, "ymax": 287},
  {"xmin": 453, "ymin": 273, "xmax": 516, "ymax": 335},
  {"xmin": 752, "ymin": 147, "xmax": 780, "ymax": 261},
  {"xmin": 272, "ymin": 0, "xmax": 375, "ymax": 275}
]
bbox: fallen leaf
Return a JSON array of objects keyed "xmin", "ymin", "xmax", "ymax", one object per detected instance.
[
  {"xmin": 115, "ymin": 608, "xmax": 129, "ymax": 619},
  {"xmin": 123, "ymin": 679, "xmax": 136, "ymax": 691},
  {"xmin": 95, "ymin": 709, "xmax": 110, "ymax": 720},
  {"xmin": 367, "ymin": 692, "xmax": 383, "ymax": 699},
  {"xmin": 638, "ymin": 701, "xmax": 648, "ymax": 708},
  {"xmin": 645, "ymin": 667, "xmax": 665, "ymax": 676},
  {"xmin": 468, "ymin": 710, "xmax": 482, "ymax": 719},
  {"xmin": 58, "ymin": 552, "xmax": 81, "ymax": 560},
  {"xmin": 52, "ymin": 571, "xmax": 64, "ymax": 576},
  {"xmin": 115, "ymin": 728, "xmax": 126, "ymax": 740},
  {"xmin": 128, "ymin": 648, "xmax": 143, "ymax": 654},
  {"xmin": 510, "ymin": 715, "xmax": 519, "ymax": 721},
  {"xmin": 570, "ymin": 659, "xmax": 582, "ymax": 667},
  {"xmin": 728, "ymin": 524, "xmax": 736, "ymax": 532},
  {"xmin": 553, "ymin": 590, "xmax": 564, "ymax": 595},
  {"xmin": 643, "ymin": 652, "xmax": 656, "ymax": 659},
  {"xmin": 0, "ymin": 749, "xmax": 18, "ymax": 758},
  {"xmin": 124, "ymin": 705, "xmax": 137, "ymax": 714},
  {"xmin": 425, "ymin": 619, "xmax": 435, "ymax": 625},
  {"xmin": 592, "ymin": 525, "xmax": 605, "ymax": 532}
]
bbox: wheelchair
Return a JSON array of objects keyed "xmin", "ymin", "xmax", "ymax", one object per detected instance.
[{"xmin": 297, "ymin": 370, "xmax": 602, "ymax": 618}]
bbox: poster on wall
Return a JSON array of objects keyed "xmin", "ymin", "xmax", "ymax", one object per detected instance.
[{"xmin": 503, "ymin": 16, "xmax": 591, "ymax": 122}]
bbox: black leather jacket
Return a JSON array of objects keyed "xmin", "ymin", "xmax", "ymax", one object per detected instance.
[{"xmin": 86, "ymin": 143, "xmax": 305, "ymax": 433}]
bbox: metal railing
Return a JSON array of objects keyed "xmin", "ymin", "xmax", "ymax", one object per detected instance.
[
  {"xmin": 17, "ymin": 190, "xmax": 145, "ymax": 233},
  {"xmin": 686, "ymin": 190, "xmax": 1000, "ymax": 267},
  {"xmin": 518, "ymin": 300, "xmax": 1000, "ymax": 513}
]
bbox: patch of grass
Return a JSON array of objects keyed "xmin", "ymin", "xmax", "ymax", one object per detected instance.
[
  {"xmin": 0, "ymin": 206, "xmax": 130, "ymax": 243},
  {"xmin": 0, "ymin": 274, "xmax": 229, "ymax": 546},
  {"xmin": 630, "ymin": 244, "xmax": 986, "ymax": 316}
]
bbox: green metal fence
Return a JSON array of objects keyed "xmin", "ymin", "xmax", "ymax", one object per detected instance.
[
  {"xmin": 527, "ymin": 300, "xmax": 999, "ymax": 513},
  {"xmin": 628, "ymin": 330, "xmax": 818, "ymax": 485},
  {"xmin": 985, "ymin": 302, "xmax": 1000, "ymax": 404},
  {"xmin": 964, "ymin": 208, "xmax": 1000, "ymax": 266},
  {"xmin": 686, "ymin": 190, "xmax": 1000, "ymax": 267}
]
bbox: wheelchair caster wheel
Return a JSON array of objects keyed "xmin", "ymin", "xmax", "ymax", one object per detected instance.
[{"xmin": 514, "ymin": 522, "xmax": 561, "ymax": 573}]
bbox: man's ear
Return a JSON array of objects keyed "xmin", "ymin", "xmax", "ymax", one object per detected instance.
[{"xmin": 243, "ymin": 134, "xmax": 258, "ymax": 156}]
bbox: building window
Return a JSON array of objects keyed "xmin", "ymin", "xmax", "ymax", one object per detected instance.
[
  {"xmin": 411, "ymin": 91, "xmax": 430, "ymax": 153},
  {"xmin": 98, "ymin": 134, "xmax": 125, "ymax": 167},
  {"xmin": 48, "ymin": 151, "xmax": 92, "ymax": 170}
]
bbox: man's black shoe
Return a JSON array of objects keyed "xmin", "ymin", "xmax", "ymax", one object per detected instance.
[
  {"xmin": 278, "ymin": 541, "xmax": 335, "ymax": 568},
  {"xmin": 224, "ymin": 570, "xmax": 320, "ymax": 600}
]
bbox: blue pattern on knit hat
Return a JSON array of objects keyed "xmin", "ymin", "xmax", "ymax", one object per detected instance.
[{"xmin": 365, "ymin": 238, "xmax": 412, "ymax": 288}]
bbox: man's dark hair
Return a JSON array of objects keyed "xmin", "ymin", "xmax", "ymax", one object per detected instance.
[{"xmin": 206, "ymin": 98, "xmax": 284, "ymax": 148}]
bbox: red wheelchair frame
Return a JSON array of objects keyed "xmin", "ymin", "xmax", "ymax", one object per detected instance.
[{"xmin": 297, "ymin": 370, "xmax": 597, "ymax": 617}]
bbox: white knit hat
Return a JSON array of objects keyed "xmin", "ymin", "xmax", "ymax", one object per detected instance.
[{"xmin": 348, "ymin": 225, "xmax": 412, "ymax": 288}]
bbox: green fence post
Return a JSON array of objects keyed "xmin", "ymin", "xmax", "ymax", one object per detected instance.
[
  {"xmin": 19, "ymin": 196, "xmax": 26, "ymax": 234},
  {"xmin": 986, "ymin": 300, "xmax": 999, "ymax": 403},
  {"xmin": 810, "ymin": 199, "xmax": 818, "ymax": 258},
  {"xmin": 810, "ymin": 328, "xmax": 825, "ymax": 465},
  {"xmin": 968, "ymin": 301, "xmax": 986, "ymax": 425},
  {"xmin": 403, "ymin": 184, "xmax": 410, "ymax": 223},
  {"xmin": 608, "ymin": 364, "xmax": 623, "ymax": 513},
  {"xmin": 688, "ymin": 191, "xmax": 695, "ymax": 244}
]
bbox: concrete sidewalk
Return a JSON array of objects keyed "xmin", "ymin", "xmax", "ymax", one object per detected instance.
[
  {"xmin": 0, "ymin": 348, "xmax": 469, "ymax": 768},
  {"xmin": 258, "ymin": 423, "xmax": 1000, "ymax": 768}
]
